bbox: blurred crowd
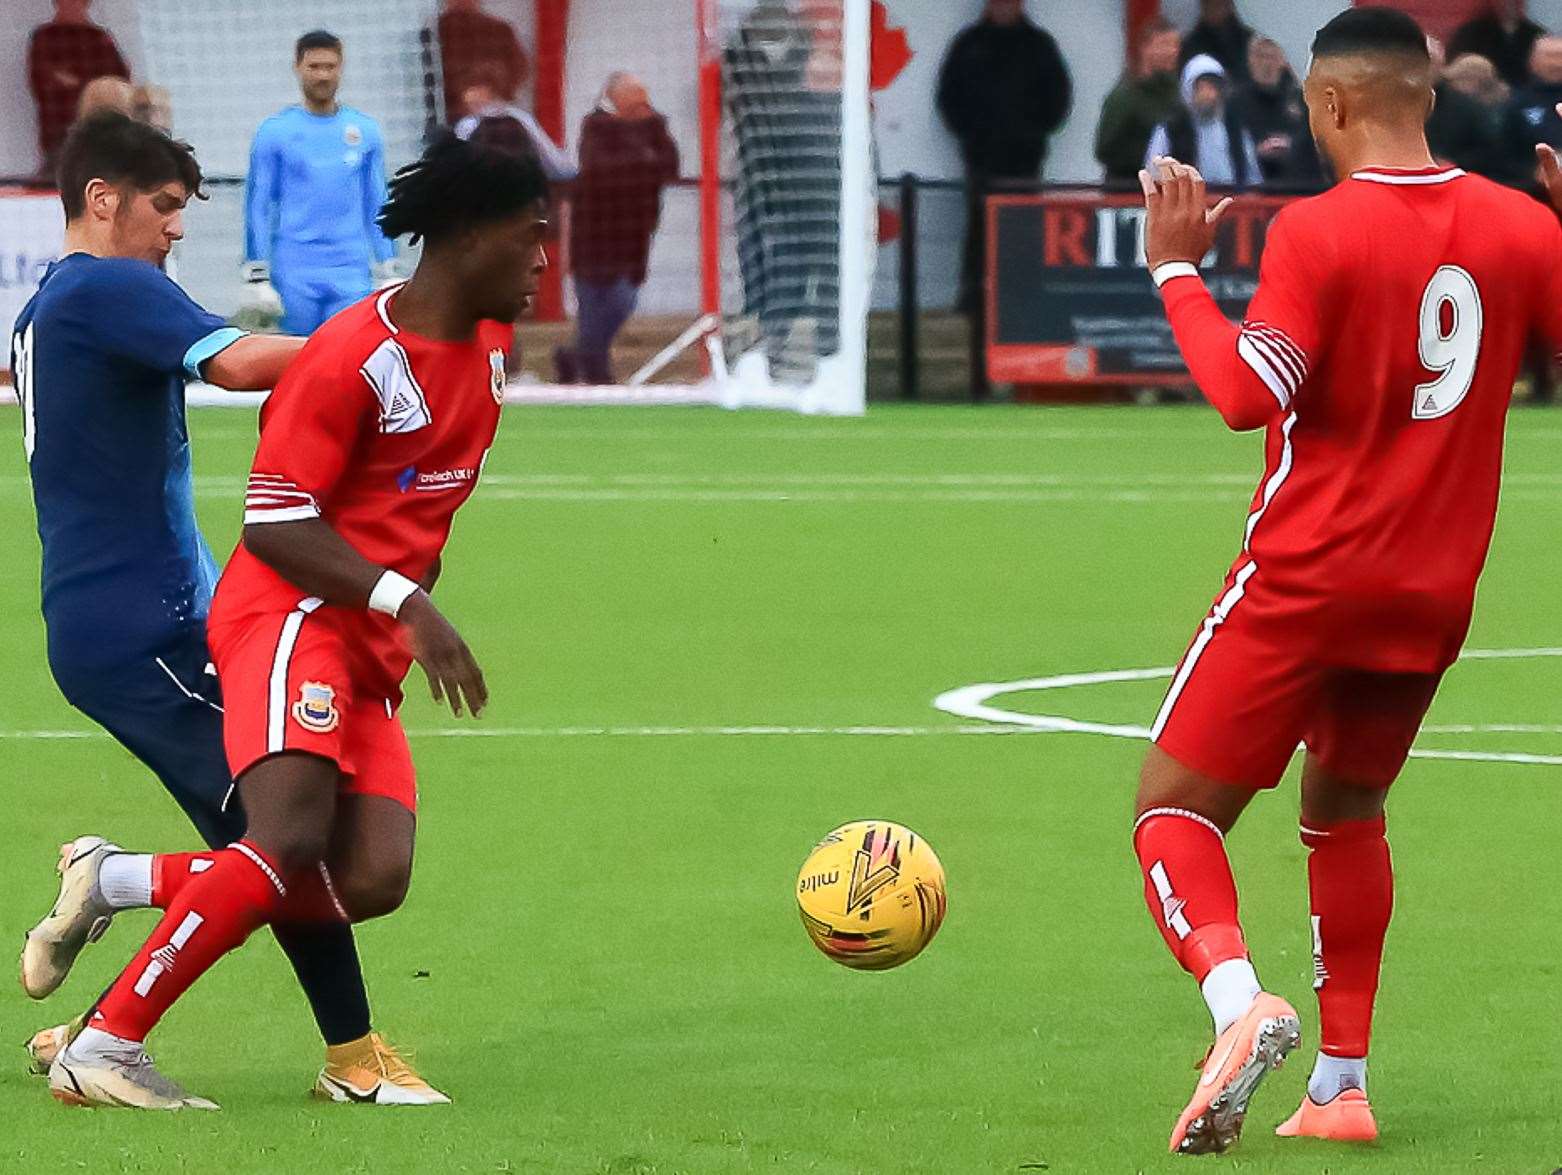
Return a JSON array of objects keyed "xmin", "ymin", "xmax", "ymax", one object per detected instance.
[
  {"xmin": 21, "ymin": 0, "xmax": 680, "ymax": 385},
  {"xmin": 935, "ymin": 0, "xmax": 1562, "ymax": 198},
  {"xmin": 22, "ymin": 0, "xmax": 1562, "ymax": 382}
]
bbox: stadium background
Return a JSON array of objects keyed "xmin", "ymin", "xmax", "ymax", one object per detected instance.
[
  {"xmin": 9, "ymin": 0, "xmax": 1562, "ymax": 399},
  {"xmin": 3, "ymin": 3, "xmax": 1562, "ymax": 1170}
]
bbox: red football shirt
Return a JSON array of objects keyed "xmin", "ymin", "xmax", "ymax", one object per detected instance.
[
  {"xmin": 211, "ymin": 286, "xmax": 510, "ymax": 698},
  {"xmin": 1159, "ymin": 165, "xmax": 1562, "ymax": 673}
]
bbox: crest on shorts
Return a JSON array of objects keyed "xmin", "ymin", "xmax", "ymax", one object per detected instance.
[
  {"xmin": 489, "ymin": 348, "xmax": 507, "ymax": 404},
  {"xmin": 344, "ymin": 124, "xmax": 364, "ymax": 147},
  {"xmin": 292, "ymin": 681, "xmax": 340, "ymax": 734}
]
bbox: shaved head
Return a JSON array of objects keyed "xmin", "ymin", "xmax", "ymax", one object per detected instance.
[{"xmin": 1303, "ymin": 7, "xmax": 1435, "ymax": 176}]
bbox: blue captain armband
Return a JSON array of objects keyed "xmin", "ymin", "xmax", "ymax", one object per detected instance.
[{"xmin": 182, "ymin": 327, "xmax": 248, "ymax": 381}]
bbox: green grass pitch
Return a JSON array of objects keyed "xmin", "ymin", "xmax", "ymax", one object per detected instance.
[{"xmin": 1, "ymin": 403, "xmax": 1560, "ymax": 1173}]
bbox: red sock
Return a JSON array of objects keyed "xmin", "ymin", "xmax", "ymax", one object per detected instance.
[
  {"xmin": 150, "ymin": 852, "xmax": 219, "ymax": 908},
  {"xmin": 1134, "ymin": 808, "xmax": 1249, "ymax": 981},
  {"xmin": 153, "ymin": 853, "xmax": 344, "ymax": 922},
  {"xmin": 1302, "ymin": 815, "xmax": 1392, "ymax": 1057},
  {"xmin": 93, "ymin": 841, "xmax": 288, "ymax": 1042}
]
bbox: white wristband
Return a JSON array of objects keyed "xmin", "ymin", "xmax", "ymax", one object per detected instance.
[
  {"xmin": 368, "ymin": 570, "xmax": 419, "ymax": 618},
  {"xmin": 1151, "ymin": 261, "xmax": 1201, "ymax": 288}
]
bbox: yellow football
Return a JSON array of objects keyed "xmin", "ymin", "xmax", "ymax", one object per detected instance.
[{"xmin": 796, "ymin": 820, "xmax": 947, "ymax": 970}]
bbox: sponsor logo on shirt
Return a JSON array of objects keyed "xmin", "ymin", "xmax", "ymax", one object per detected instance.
[
  {"xmin": 489, "ymin": 348, "xmax": 507, "ymax": 404},
  {"xmin": 293, "ymin": 681, "xmax": 340, "ymax": 734},
  {"xmin": 398, "ymin": 466, "xmax": 479, "ymax": 494}
]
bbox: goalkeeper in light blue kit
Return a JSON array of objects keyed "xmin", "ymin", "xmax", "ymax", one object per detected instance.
[{"xmin": 243, "ymin": 29, "xmax": 396, "ymax": 334}]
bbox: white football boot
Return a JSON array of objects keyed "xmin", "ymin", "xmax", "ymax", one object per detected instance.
[
  {"xmin": 21, "ymin": 836, "xmax": 119, "ymax": 999},
  {"xmin": 50, "ymin": 1029, "xmax": 218, "ymax": 1110}
]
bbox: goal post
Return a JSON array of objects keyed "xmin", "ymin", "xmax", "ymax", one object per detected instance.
[
  {"xmin": 517, "ymin": 0, "xmax": 874, "ymax": 414},
  {"xmin": 14, "ymin": 0, "xmax": 873, "ymax": 415}
]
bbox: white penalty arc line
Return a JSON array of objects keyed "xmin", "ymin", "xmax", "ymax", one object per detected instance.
[{"xmin": 932, "ymin": 647, "xmax": 1562, "ymax": 767}]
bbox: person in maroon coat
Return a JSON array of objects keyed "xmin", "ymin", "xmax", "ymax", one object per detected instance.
[
  {"xmin": 558, "ymin": 74, "xmax": 681, "ymax": 384},
  {"xmin": 28, "ymin": 0, "xmax": 129, "ymax": 175},
  {"xmin": 435, "ymin": 0, "xmax": 529, "ymax": 123}
]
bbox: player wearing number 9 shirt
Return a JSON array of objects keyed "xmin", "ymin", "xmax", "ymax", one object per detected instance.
[{"xmin": 1126, "ymin": 9, "xmax": 1562, "ymax": 1157}]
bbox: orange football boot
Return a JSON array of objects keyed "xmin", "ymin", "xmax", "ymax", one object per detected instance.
[
  {"xmin": 1275, "ymin": 1088, "xmax": 1378, "ymax": 1142},
  {"xmin": 1168, "ymin": 992, "xmax": 1301, "ymax": 1155}
]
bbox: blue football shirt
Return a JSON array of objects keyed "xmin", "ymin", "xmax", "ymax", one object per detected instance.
[
  {"xmin": 9, "ymin": 253, "xmax": 245, "ymax": 671},
  {"xmin": 244, "ymin": 105, "xmax": 395, "ymax": 270}
]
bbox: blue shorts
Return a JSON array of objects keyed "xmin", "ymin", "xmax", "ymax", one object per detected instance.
[
  {"xmin": 273, "ymin": 261, "xmax": 372, "ymax": 335},
  {"xmin": 50, "ymin": 629, "xmax": 243, "ymax": 849}
]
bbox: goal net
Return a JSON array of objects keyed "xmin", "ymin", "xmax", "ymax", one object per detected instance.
[{"xmin": 12, "ymin": 0, "xmax": 873, "ymax": 416}]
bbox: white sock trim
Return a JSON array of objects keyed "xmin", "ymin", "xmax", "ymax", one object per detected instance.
[
  {"xmin": 97, "ymin": 853, "xmax": 154, "ymax": 910},
  {"xmin": 1308, "ymin": 1053, "xmax": 1367, "ymax": 1103},
  {"xmin": 1134, "ymin": 806, "xmax": 1225, "ymax": 841},
  {"xmin": 1201, "ymin": 958, "xmax": 1261, "ymax": 1036}
]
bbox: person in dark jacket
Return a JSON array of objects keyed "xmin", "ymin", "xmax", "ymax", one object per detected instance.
[
  {"xmin": 1096, "ymin": 19, "xmax": 1183, "ymax": 188},
  {"xmin": 1426, "ymin": 37, "xmax": 1503, "ymax": 177},
  {"xmin": 1449, "ymin": 0, "xmax": 1546, "ymax": 89},
  {"xmin": 1499, "ymin": 34, "xmax": 1562, "ymax": 187},
  {"xmin": 556, "ymin": 73, "xmax": 680, "ymax": 385},
  {"xmin": 1230, "ymin": 36, "xmax": 1322, "ymax": 190},
  {"xmin": 1499, "ymin": 33, "xmax": 1562, "ymax": 401},
  {"xmin": 936, "ymin": 0, "xmax": 1072, "ymax": 313},
  {"xmin": 1179, "ymin": 0, "xmax": 1254, "ymax": 86},
  {"xmin": 1146, "ymin": 54, "xmax": 1260, "ymax": 190}
]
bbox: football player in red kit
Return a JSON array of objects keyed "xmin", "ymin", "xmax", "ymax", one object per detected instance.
[
  {"xmin": 1132, "ymin": 8, "xmax": 1562, "ymax": 1154},
  {"xmin": 43, "ymin": 134, "xmax": 549, "ymax": 1109}
]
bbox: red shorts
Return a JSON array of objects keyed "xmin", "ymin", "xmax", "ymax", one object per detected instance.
[
  {"xmin": 209, "ymin": 603, "xmax": 417, "ymax": 812},
  {"xmin": 1150, "ymin": 605, "xmax": 1445, "ymax": 791}
]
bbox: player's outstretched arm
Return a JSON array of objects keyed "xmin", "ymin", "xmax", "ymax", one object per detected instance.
[
  {"xmin": 1140, "ymin": 158, "xmax": 1299, "ymax": 432},
  {"xmin": 203, "ymin": 335, "xmax": 307, "ymax": 391},
  {"xmin": 243, "ymin": 518, "xmax": 486, "ymax": 718}
]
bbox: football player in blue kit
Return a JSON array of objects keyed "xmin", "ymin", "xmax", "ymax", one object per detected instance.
[
  {"xmin": 12, "ymin": 111, "xmax": 445, "ymax": 1106},
  {"xmin": 243, "ymin": 29, "xmax": 398, "ymax": 334}
]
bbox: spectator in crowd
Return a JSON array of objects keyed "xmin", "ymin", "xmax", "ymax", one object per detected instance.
[
  {"xmin": 936, "ymin": 0, "xmax": 1071, "ymax": 313},
  {"xmin": 1180, "ymin": 0, "xmax": 1254, "ymax": 86},
  {"xmin": 75, "ymin": 75, "xmax": 134, "ymax": 122},
  {"xmin": 436, "ymin": 0, "xmax": 529, "ymax": 124},
  {"xmin": 1449, "ymin": 0, "xmax": 1546, "ymax": 89},
  {"xmin": 1146, "ymin": 54, "xmax": 1260, "ymax": 190},
  {"xmin": 243, "ymin": 31, "xmax": 396, "ymax": 335},
  {"xmin": 1096, "ymin": 19, "xmax": 1183, "ymax": 188},
  {"xmin": 134, "ymin": 84, "xmax": 173, "ymax": 134},
  {"xmin": 1230, "ymin": 36, "xmax": 1322, "ymax": 190},
  {"xmin": 1426, "ymin": 37, "xmax": 1503, "ymax": 176},
  {"xmin": 452, "ymin": 83, "xmax": 577, "ymax": 182},
  {"xmin": 28, "ymin": 0, "xmax": 129, "ymax": 175},
  {"xmin": 1500, "ymin": 33, "xmax": 1562, "ymax": 188},
  {"xmin": 726, "ymin": 0, "xmax": 843, "ymax": 380},
  {"xmin": 1446, "ymin": 52, "xmax": 1511, "ymax": 108},
  {"xmin": 1500, "ymin": 33, "xmax": 1562, "ymax": 402},
  {"xmin": 555, "ymin": 73, "xmax": 680, "ymax": 385}
]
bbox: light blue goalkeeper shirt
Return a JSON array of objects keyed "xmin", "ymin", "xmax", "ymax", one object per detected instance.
[{"xmin": 244, "ymin": 105, "xmax": 395, "ymax": 270}]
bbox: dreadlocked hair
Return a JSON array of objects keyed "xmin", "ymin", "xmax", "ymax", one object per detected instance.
[{"xmin": 377, "ymin": 132, "xmax": 549, "ymax": 248}]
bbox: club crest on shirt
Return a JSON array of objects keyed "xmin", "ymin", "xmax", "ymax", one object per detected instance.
[
  {"xmin": 344, "ymin": 124, "xmax": 364, "ymax": 147},
  {"xmin": 489, "ymin": 348, "xmax": 507, "ymax": 404},
  {"xmin": 292, "ymin": 681, "xmax": 340, "ymax": 734}
]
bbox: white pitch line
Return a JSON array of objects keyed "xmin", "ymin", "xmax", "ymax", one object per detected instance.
[{"xmin": 933, "ymin": 647, "xmax": 1562, "ymax": 768}]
